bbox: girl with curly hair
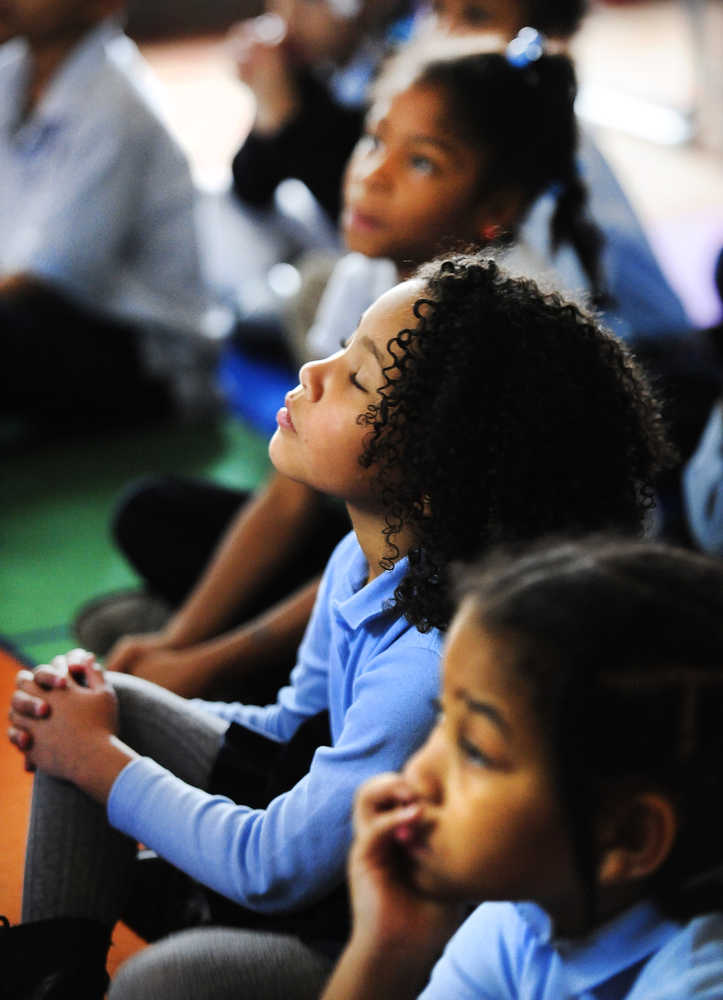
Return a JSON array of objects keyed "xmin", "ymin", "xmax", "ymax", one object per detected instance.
[
  {"xmin": 8, "ymin": 254, "xmax": 669, "ymax": 999},
  {"xmin": 94, "ymin": 32, "xmax": 607, "ymax": 705},
  {"xmin": 323, "ymin": 535, "xmax": 723, "ymax": 1000}
]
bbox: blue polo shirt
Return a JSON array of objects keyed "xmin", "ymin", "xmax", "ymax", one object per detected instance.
[
  {"xmin": 108, "ymin": 532, "xmax": 442, "ymax": 913},
  {"xmin": 420, "ymin": 900, "xmax": 723, "ymax": 998}
]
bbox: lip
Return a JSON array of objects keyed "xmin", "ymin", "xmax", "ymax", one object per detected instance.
[
  {"xmin": 342, "ymin": 206, "xmax": 385, "ymax": 235},
  {"xmin": 276, "ymin": 393, "xmax": 297, "ymax": 433},
  {"xmin": 393, "ymin": 817, "xmax": 431, "ymax": 857}
]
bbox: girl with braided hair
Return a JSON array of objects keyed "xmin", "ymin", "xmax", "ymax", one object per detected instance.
[
  {"xmin": 8, "ymin": 254, "xmax": 669, "ymax": 998},
  {"xmin": 324, "ymin": 535, "xmax": 723, "ymax": 1000}
]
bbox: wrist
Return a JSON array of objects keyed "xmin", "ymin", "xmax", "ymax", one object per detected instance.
[
  {"xmin": 253, "ymin": 93, "xmax": 299, "ymax": 135},
  {"xmin": 72, "ymin": 735, "xmax": 138, "ymax": 805}
]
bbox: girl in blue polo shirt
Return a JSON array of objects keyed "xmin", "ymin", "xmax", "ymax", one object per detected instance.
[
  {"xmin": 7, "ymin": 255, "xmax": 669, "ymax": 999},
  {"xmin": 323, "ymin": 537, "xmax": 723, "ymax": 1000}
]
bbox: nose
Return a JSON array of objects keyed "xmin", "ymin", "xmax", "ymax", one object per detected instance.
[
  {"xmin": 298, "ymin": 356, "xmax": 329, "ymax": 403},
  {"xmin": 352, "ymin": 143, "xmax": 393, "ymax": 193},
  {"xmin": 402, "ymin": 726, "xmax": 445, "ymax": 805}
]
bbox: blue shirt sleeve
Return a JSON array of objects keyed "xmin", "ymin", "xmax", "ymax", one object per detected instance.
[{"xmin": 107, "ymin": 637, "xmax": 440, "ymax": 913}]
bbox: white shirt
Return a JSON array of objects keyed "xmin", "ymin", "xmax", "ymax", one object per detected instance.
[
  {"xmin": 305, "ymin": 252, "xmax": 398, "ymax": 360},
  {"xmin": 0, "ymin": 21, "xmax": 207, "ymax": 337}
]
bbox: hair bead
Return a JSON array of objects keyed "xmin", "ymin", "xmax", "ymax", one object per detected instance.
[{"xmin": 505, "ymin": 27, "xmax": 545, "ymax": 68}]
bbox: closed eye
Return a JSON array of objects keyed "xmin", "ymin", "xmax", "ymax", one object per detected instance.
[
  {"xmin": 459, "ymin": 736, "xmax": 492, "ymax": 767},
  {"xmin": 350, "ymin": 372, "xmax": 368, "ymax": 392}
]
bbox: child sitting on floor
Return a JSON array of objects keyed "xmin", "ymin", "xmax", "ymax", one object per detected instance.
[
  {"xmin": 0, "ymin": 0, "xmax": 213, "ymax": 433},
  {"xmin": 90, "ymin": 33, "xmax": 608, "ymax": 702},
  {"xmin": 323, "ymin": 536, "xmax": 723, "ymax": 1000},
  {"xmin": 417, "ymin": 0, "xmax": 690, "ymax": 345},
  {"xmin": 7, "ymin": 254, "xmax": 669, "ymax": 999}
]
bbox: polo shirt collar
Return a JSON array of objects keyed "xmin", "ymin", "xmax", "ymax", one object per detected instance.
[
  {"xmin": 520, "ymin": 900, "xmax": 680, "ymax": 993},
  {"xmin": 36, "ymin": 18, "xmax": 120, "ymax": 122},
  {"xmin": 333, "ymin": 547, "xmax": 410, "ymax": 631}
]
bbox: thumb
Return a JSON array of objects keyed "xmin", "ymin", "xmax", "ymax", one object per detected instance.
[{"xmin": 67, "ymin": 648, "xmax": 104, "ymax": 689}]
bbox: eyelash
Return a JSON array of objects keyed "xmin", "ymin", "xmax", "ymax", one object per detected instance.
[
  {"xmin": 459, "ymin": 736, "xmax": 491, "ymax": 767},
  {"xmin": 350, "ymin": 373, "xmax": 366, "ymax": 391},
  {"xmin": 432, "ymin": 698, "xmax": 491, "ymax": 767}
]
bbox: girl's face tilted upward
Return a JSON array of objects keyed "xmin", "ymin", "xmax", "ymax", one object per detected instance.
[
  {"xmin": 270, "ymin": 279, "xmax": 424, "ymax": 507},
  {"xmin": 342, "ymin": 83, "xmax": 488, "ymax": 269},
  {"xmin": 396, "ymin": 599, "xmax": 584, "ymax": 930}
]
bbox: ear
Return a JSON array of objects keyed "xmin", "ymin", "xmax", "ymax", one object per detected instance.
[
  {"xmin": 597, "ymin": 792, "xmax": 678, "ymax": 888},
  {"xmin": 472, "ymin": 188, "xmax": 526, "ymax": 242}
]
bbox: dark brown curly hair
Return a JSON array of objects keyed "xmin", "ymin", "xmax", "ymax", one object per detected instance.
[{"xmin": 359, "ymin": 254, "xmax": 673, "ymax": 632}]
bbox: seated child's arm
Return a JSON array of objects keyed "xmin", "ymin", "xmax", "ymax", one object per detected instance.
[
  {"xmin": 322, "ymin": 773, "xmax": 467, "ymax": 1000},
  {"xmin": 107, "ymin": 473, "xmax": 324, "ymax": 695},
  {"xmin": 107, "ymin": 579, "xmax": 319, "ymax": 699}
]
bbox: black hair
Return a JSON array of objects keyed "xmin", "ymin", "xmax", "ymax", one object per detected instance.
[
  {"xmin": 373, "ymin": 38, "xmax": 607, "ymax": 305},
  {"xmin": 359, "ymin": 254, "xmax": 673, "ymax": 632},
  {"xmin": 525, "ymin": 0, "xmax": 588, "ymax": 38},
  {"xmin": 459, "ymin": 535, "xmax": 723, "ymax": 923}
]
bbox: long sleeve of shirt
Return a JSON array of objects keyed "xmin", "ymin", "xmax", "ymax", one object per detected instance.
[
  {"xmin": 231, "ymin": 70, "xmax": 363, "ymax": 221},
  {"xmin": 107, "ymin": 533, "xmax": 442, "ymax": 914}
]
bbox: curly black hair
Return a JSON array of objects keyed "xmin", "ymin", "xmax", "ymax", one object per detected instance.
[
  {"xmin": 459, "ymin": 534, "xmax": 723, "ymax": 923},
  {"xmin": 359, "ymin": 254, "xmax": 673, "ymax": 632}
]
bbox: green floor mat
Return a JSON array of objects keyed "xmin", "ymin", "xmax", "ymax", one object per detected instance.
[{"xmin": 1, "ymin": 416, "xmax": 270, "ymax": 663}]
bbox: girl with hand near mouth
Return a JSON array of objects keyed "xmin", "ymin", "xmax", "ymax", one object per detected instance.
[
  {"xmin": 323, "ymin": 537, "xmax": 723, "ymax": 1000},
  {"xmin": 8, "ymin": 254, "xmax": 667, "ymax": 999}
]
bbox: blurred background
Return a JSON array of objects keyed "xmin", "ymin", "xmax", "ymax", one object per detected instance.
[{"xmin": 131, "ymin": 0, "xmax": 723, "ymax": 328}]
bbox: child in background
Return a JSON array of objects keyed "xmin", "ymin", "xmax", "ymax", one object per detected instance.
[
  {"xmin": 229, "ymin": 0, "xmax": 410, "ymax": 227},
  {"xmin": 305, "ymin": 29, "xmax": 605, "ymax": 362},
  {"xmin": 7, "ymin": 255, "xmax": 669, "ymax": 999},
  {"xmin": 419, "ymin": 0, "xmax": 690, "ymax": 345},
  {"xmin": 323, "ymin": 536, "xmax": 723, "ymax": 1000},
  {"xmin": 0, "ymin": 0, "xmax": 213, "ymax": 434},
  {"xmin": 91, "ymin": 33, "xmax": 605, "ymax": 701}
]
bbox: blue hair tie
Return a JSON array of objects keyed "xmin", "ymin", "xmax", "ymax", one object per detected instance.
[{"xmin": 506, "ymin": 27, "xmax": 545, "ymax": 68}]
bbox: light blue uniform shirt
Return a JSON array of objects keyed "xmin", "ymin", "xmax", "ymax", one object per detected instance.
[
  {"xmin": 521, "ymin": 131, "xmax": 690, "ymax": 342},
  {"xmin": 108, "ymin": 532, "xmax": 443, "ymax": 913},
  {"xmin": 420, "ymin": 900, "xmax": 723, "ymax": 999},
  {"xmin": 0, "ymin": 21, "xmax": 206, "ymax": 337},
  {"xmin": 684, "ymin": 399, "xmax": 723, "ymax": 555}
]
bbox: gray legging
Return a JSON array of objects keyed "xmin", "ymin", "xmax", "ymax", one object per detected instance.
[{"xmin": 22, "ymin": 672, "xmax": 334, "ymax": 999}]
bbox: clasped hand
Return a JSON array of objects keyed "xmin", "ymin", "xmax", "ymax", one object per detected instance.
[{"xmin": 8, "ymin": 649, "xmax": 118, "ymax": 784}]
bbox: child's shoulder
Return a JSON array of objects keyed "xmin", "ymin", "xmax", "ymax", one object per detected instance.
[{"xmin": 628, "ymin": 911, "xmax": 723, "ymax": 999}]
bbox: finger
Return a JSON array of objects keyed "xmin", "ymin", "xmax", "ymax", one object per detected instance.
[
  {"xmin": 104, "ymin": 642, "xmax": 135, "ymax": 674},
  {"xmin": 51, "ymin": 653, "xmax": 70, "ymax": 673},
  {"xmin": 7, "ymin": 725, "xmax": 32, "ymax": 752},
  {"xmin": 10, "ymin": 690, "xmax": 50, "ymax": 719},
  {"xmin": 9, "ymin": 707, "xmax": 38, "ymax": 738},
  {"xmin": 76, "ymin": 657, "xmax": 105, "ymax": 690},
  {"xmin": 67, "ymin": 648, "xmax": 96, "ymax": 667},
  {"xmin": 354, "ymin": 773, "xmax": 418, "ymax": 826},
  {"xmin": 352, "ymin": 802, "xmax": 424, "ymax": 866},
  {"xmin": 31, "ymin": 665, "xmax": 68, "ymax": 690},
  {"xmin": 17, "ymin": 670, "xmax": 58, "ymax": 697}
]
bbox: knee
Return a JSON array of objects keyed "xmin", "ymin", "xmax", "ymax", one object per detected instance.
[
  {"xmin": 112, "ymin": 476, "xmax": 180, "ymax": 557},
  {"xmin": 109, "ymin": 928, "xmax": 333, "ymax": 1000}
]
